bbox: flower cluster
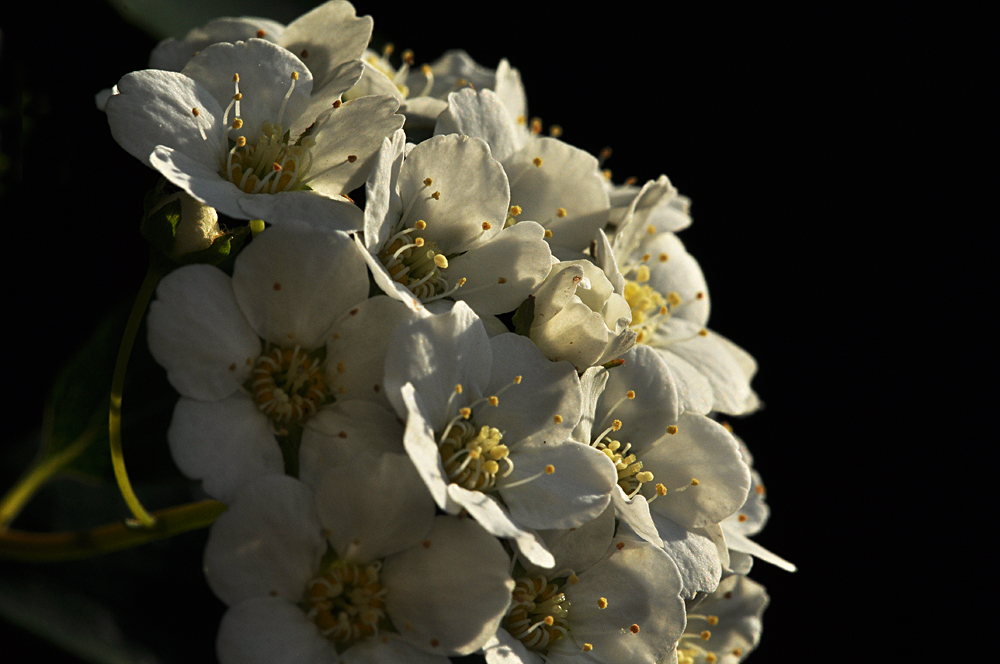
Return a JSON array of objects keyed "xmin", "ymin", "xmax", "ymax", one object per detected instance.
[{"xmin": 102, "ymin": 2, "xmax": 793, "ymax": 662}]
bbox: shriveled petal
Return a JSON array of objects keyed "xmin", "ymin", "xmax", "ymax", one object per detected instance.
[
  {"xmin": 168, "ymin": 393, "xmax": 282, "ymax": 503},
  {"xmin": 106, "ymin": 70, "xmax": 225, "ymax": 170},
  {"xmin": 504, "ymin": 137, "xmax": 609, "ymax": 251},
  {"xmin": 314, "ymin": 453, "xmax": 436, "ymax": 563},
  {"xmin": 641, "ymin": 413, "xmax": 751, "ymax": 529},
  {"xmin": 383, "ymin": 515, "xmax": 515, "ymax": 656},
  {"xmin": 398, "ymin": 135, "xmax": 508, "ymax": 254},
  {"xmin": 181, "ymin": 40, "xmax": 313, "ymax": 144},
  {"xmin": 364, "ymin": 129, "xmax": 407, "ymax": 251},
  {"xmin": 217, "ymin": 597, "xmax": 337, "ymax": 664},
  {"xmin": 235, "ymin": 187, "xmax": 364, "ymax": 231},
  {"xmin": 280, "ymin": 1, "xmax": 373, "ymax": 90},
  {"xmin": 447, "ymin": 485, "xmax": 554, "ymax": 568},
  {"xmin": 649, "ymin": 514, "xmax": 722, "ymax": 599},
  {"xmin": 597, "ymin": 345, "xmax": 679, "ymax": 454},
  {"xmin": 325, "ymin": 295, "xmax": 416, "ymax": 409},
  {"xmin": 150, "ymin": 17, "xmax": 286, "ymax": 71},
  {"xmin": 299, "ymin": 400, "xmax": 405, "ymax": 487},
  {"xmin": 477, "ymin": 333, "xmax": 581, "ymax": 447},
  {"xmin": 447, "ymin": 221, "xmax": 553, "ymax": 315},
  {"xmin": 384, "ymin": 302, "xmax": 491, "ymax": 429},
  {"xmin": 204, "ymin": 475, "xmax": 324, "ymax": 606},
  {"xmin": 233, "ymin": 225, "xmax": 368, "ymax": 348},
  {"xmin": 434, "ymin": 88, "xmax": 519, "ymax": 163},
  {"xmin": 303, "ymin": 95, "xmax": 404, "ymax": 196},
  {"xmin": 723, "ymin": 529, "xmax": 797, "ymax": 572},
  {"xmin": 148, "ymin": 264, "xmax": 261, "ymax": 401},
  {"xmin": 501, "ymin": 440, "xmax": 616, "ymax": 530},
  {"xmin": 561, "ymin": 538, "xmax": 685, "ymax": 664}
]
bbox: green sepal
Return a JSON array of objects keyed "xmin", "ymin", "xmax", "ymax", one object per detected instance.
[
  {"xmin": 139, "ymin": 180, "xmax": 182, "ymax": 258},
  {"xmin": 175, "ymin": 225, "xmax": 250, "ymax": 268},
  {"xmin": 511, "ymin": 295, "xmax": 535, "ymax": 337}
]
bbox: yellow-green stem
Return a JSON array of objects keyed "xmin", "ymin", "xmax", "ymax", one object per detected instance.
[
  {"xmin": 0, "ymin": 500, "xmax": 226, "ymax": 562},
  {"xmin": 0, "ymin": 425, "xmax": 101, "ymax": 532},
  {"xmin": 110, "ymin": 261, "xmax": 165, "ymax": 528}
]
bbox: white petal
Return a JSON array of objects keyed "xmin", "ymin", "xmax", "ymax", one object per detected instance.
[
  {"xmin": 313, "ymin": 453, "xmax": 436, "ymax": 563},
  {"xmin": 149, "ymin": 146, "xmax": 246, "ymax": 220},
  {"xmin": 106, "ymin": 70, "xmax": 225, "ymax": 170},
  {"xmin": 655, "ymin": 349, "xmax": 713, "ymax": 415},
  {"xmin": 289, "ymin": 59, "xmax": 365, "ymax": 136},
  {"xmin": 723, "ymin": 528, "xmax": 797, "ymax": 572},
  {"xmin": 148, "ymin": 264, "xmax": 261, "ymax": 401},
  {"xmin": 661, "ymin": 324, "xmax": 757, "ymax": 417},
  {"xmin": 611, "ymin": 488, "xmax": 662, "ymax": 548},
  {"xmin": 484, "ymin": 631, "xmax": 543, "ymax": 664},
  {"xmin": 181, "ymin": 39, "xmax": 313, "ymax": 144},
  {"xmin": 642, "ymin": 233, "xmax": 709, "ymax": 327},
  {"xmin": 338, "ymin": 634, "xmax": 451, "ymax": 664},
  {"xmin": 447, "ymin": 221, "xmax": 553, "ymax": 315},
  {"xmin": 204, "ymin": 475, "xmax": 324, "ymax": 606},
  {"xmin": 217, "ymin": 597, "xmax": 336, "ymax": 664},
  {"xmin": 168, "ymin": 393, "xmax": 283, "ymax": 503},
  {"xmin": 649, "ymin": 514, "xmax": 722, "ymax": 599},
  {"xmin": 280, "ymin": 1, "xmax": 373, "ymax": 89},
  {"xmin": 493, "ymin": 59, "xmax": 528, "ymax": 144},
  {"xmin": 573, "ymin": 367, "xmax": 610, "ymax": 444},
  {"xmin": 399, "ymin": 383, "xmax": 450, "ymax": 509},
  {"xmin": 398, "ymin": 135, "xmax": 509, "ymax": 254},
  {"xmin": 149, "ymin": 17, "xmax": 286, "ymax": 71},
  {"xmin": 303, "ymin": 95, "xmax": 404, "ymax": 196},
  {"xmin": 232, "ymin": 225, "xmax": 368, "ymax": 348},
  {"xmin": 446, "ymin": 485, "xmax": 554, "ymax": 568},
  {"xmin": 237, "ymin": 188, "xmax": 364, "ymax": 231},
  {"xmin": 597, "ymin": 345, "xmax": 679, "ymax": 453},
  {"xmin": 434, "ymin": 88, "xmax": 519, "ymax": 163},
  {"xmin": 299, "ymin": 400, "xmax": 406, "ymax": 487},
  {"xmin": 364, "ymin": 129, "xmax": 407, "ymax": 251},
  {"xmin": 522, "ymin": 503, "xmax": 616, "ymax": 577},
  {"xmin": 383, "ymin": 515, "xmax": 515, "ymax": 656}
]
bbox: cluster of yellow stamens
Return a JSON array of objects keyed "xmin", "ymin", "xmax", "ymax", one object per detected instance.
[
  {"xmin": 303, "ymin": 561, "xmax": 387, "ymax": 647},
  {"xmin": 591, "ymin": 418, "xmax": 653, "ymax": 498},
  {"xmin": 438, "ymin": 419, "xmax": 511, "ymax": 491},
  {"xmin": 676, "ymin": 615, "xmax": 724, "ymax": 663},
  {"xmin": 377, "ymin": 217, "xmax": 464, "ymax": 301},
  {"xmin": 504, "ymin": 575, "xmax": 573, "ymax": 652},
  {"xmin": 250, "ymin": 346, "xmax": 327, "ymax": 423},
  {"xmin": 620, "ymin": 252, "xmax": 705, "ymax": 344}
]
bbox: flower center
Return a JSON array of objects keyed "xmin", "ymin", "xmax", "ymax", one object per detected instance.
[
  {"xmin": 217, "ymin": 71, "xmax": 315, "ymax": 195},
  {"xmin": 593, "ymin": 436, "xmax": 653, "ymax": 498},
  {"xmin": 250, "ymin": 346, "xmax": 327, "ymax": 423},
  {"xmin": 621, "ymin": 256, "xmax": 705, "ymax": 345},
  {"xmin": 377, "ymin": 221, "xmax": 460, "ymax": 301},
  {"xmin": 437, "ymin": 418, "xmax": 511, "ymax": 492},
  {"xmin": 304, "ymin": 561, "xmax": 388, "ymax": 648},
  {"xmin": 504, "ymin": 575, "xmax": 572, "ymax": 652}
]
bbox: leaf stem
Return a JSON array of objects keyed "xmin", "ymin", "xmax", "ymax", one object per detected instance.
[
  {"xmin": 109, "ymin": 260, "xmax": 165, "ymax": 528},
  {"xmin": 0, "ymin": 425, "xmax": 101, "ymax": 532},
  {"xmin": 0, "ymin": 500, "xmax": 226, "ymax": 562}
]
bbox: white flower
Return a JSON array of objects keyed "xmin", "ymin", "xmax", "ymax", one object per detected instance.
[
  {"xmin": 106, "ymin": 38, "xmax": 403, "ymax": 231},
  {"xmin": 676, "ymin": 575, "xmax": 769, "ymax": 664},
  {"xmin": 383, "ymin": 302, "xmax": 618, "ymax": 568},
  {"xmin": 606, "ymin": 175, "xmax": 693, "ymax": 234},
  {"xmin": 205, "ymin": 462, "xmax": 515, "ymax": 662},
  {"xmin": 484, "ymin": 506, "xmax": 687, "ymax": 664},
  {"xmin": 147, "ymin": 224, "xmax": 413, "ymax": 501},
  {"xmin": 529, "ymin": 258, "xmax": 635, "ymax": 370},
  {"xmin": 435, "ymin": 88, "xmax": 611, "ymax": 252},
  {"xmin": 362, "ymin": 131, "xmax": 552, "ymax": 314}
]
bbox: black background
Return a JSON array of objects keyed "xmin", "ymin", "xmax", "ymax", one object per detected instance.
[{"xmin": 0, "ymin": 0, "xmax": 967, "ymax": 661}]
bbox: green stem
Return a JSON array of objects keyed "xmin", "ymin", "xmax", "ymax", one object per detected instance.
[
  {"xmin": 0, "ymin": 500, "xmax": 226, "ymax": 562},
  {"xmin": 109, "ymin": 260, "xmax": 165, "ymax": 528},
  {"xmin": 0, "ymin": 425, "xmax": 101, "ymax": 532}
]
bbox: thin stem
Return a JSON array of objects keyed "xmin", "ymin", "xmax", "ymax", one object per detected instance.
[
  {"xmin": 0, "ymin": 424, "xmax": 101, "ymax": 532},
  {"xmin": 0, "ymin": 500, "xmax": 226, "ymax": 562},
  {"xmin": 109, "ymin": 260, "xmax": 165, "ymax": 528}
]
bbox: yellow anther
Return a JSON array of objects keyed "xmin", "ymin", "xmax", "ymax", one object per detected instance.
[
  {"xmin": 488, "ymin": 396, "xmax": 499, "ymax": 406},
  {"xmin": 659, "ymin": 253, "xmax": 669, "ymax": 262},
  {"xmin": 544, "ymin": 229, "xmax": 553, "ymax": 238},
  {"xmin": 233, "ymin": 73, "xmax": 240, "ymax": 82},
  {"xmin": 455, "ymin": 384, "xmax": 463, "ymax": 394},
  {"xmin": 423, "ymin": 177, "xmax": 433, "ymax": 186},
  {"xmin": 482, "ymin": 221, "xmax": 492, "ymax": 230},
  {"xmin": 568, "ymin": 574, "xmax": 579, "ymax": 584},
  {"xmin": 721, "ymin": 421, "xmax": 733, "ymax": 432},
  {"xmin": 549, "ymin": 124, "xmax": 563, "ymax": 137},
  {"xmin": 455, "ymin": 77, "xmax": 467, "ymax": 86},
  {"xmin": 483, "ymin": 460, "xmax": 500, "ymax": 474},
  {"xmin": 414, "ymin": 237, "xmax": 425, "ymax": 247},
  {"xmin": 543, "ymin": 616, "xmax": 554, "ymax": 626},
  {"xmin": 667, "ymin": 292, "xmax": 682, "ymax": 307},
  {"xmin": 431, "ymin": 191, "xmax": 441, "ymax": 200},
  {"xmin": 402, "ymin": 49, "xmax": 414, "ymax": 64},
  {"xmin": 666, "ymin": 425, "xmax": 678, "ymax": 435},
  {"xmin": 755, "ymin": 484, "xmax": 766, "ymax": 495},
  {"xmin": 256, "ymin": 29, "xmax": 266, "ymax": 38},
  {"xmin": 636, "ymin": 265, "xmax": 651, "ymax": 283},
  {"xmin": 612, "ymin": 419, "xmax": 622, "ymax": 431},
  {"xmin": 700, "ymin": 630, "xmax": 711, "ymax": 641},
  {"xmin": 421, "ymin": 64, "xmax": 432, "ymax": 74},
  {"xmin": 582, "ymin": 644, "xmax": 593, "ymax": 652},
  {"xmin": 603, "ymin": 169, "xmax": 612, "ymax": 180},
  {"xmin": 272, "ymin": 162, "xmax": 282, "ymax": 172},
  {"xmin": 233, "ymin": 92, "xmax": 243, "ymax": 101},
  {"xmin": 690, "ymin": 478, "xmax": 700, "ymax": 486},
  {"xmin": 414, "ymin": 220, "xmax": 427, "ymax": 229},
  {"xmin": 636, "ymin": 471, "xmax": 654, "ymax": 483},
  {"xmin": 468, "ymin": 449, "xmax": 481, "ymax": 460},
  {"xmin": 530, "ymin": 117, "xmax": 542, "ymax": 134},
  {"xmin": 383, "ymin": 43, "xmax": 395, "ymax": 55},
  {"xmin": 513, "ymin": 375, "xmax": 522, "ymax": 384},
  {"xmin": 290, "ymin": 71, "xmax": 299, "ymax": 80},
  {"xmin": 516, "ymin": 114, "xmax": 527, "ymax": 125},
  {"xmin": 191, "ymin": 107, "xmax": 200, "ymax": 116},
  {"xmin": 557, "ymin": 207, "xmax": 567, "ymax": 217},
  {"xmin": 600, "ymin": 146, "xmax": 612, "ymax": 159},
  {"xmin": 460, "ymin": 407, "xmax": 472, "ymax": 419},
  {"xmin": 707, "ymin": 616, "xmax": 718, "ymax": 625},
  {"xmin": 236, "ymin": 136, "xmax": 247, "ymax": 147},
  {"xmin": 347, "ymin": 155, "xmax": 357, "ymax": 163},
  {"xmin": 498, "ymin": 277, "xmax": 507, "ymax": 284},
  {"xmin": 738, "ymin": 514, "xmax": 748, "ymax": 522},
  {"xmin": 457, "ymin": 277, "xmax": 467, "ymax": 286},
  {"xmin": 597, "ymin": 597, "xmax": 608, "ymax": 609},
  {"xmin": 698, "ymin": 329, "xmax": 709, "ymax": 337},
  {"xmin": 433, "ymin": 254, "xmax": 449, "ymax": 269},
  {"xmin": 705, "ymin": 654, "xmax": 717, "ymax": 664},
  {"xmin": 554, "ymin": 414, "xmax": 563, "ymax": 424},
  {"xmin": 533, "ymin": 157, "xmax": 543, "ymax": 167},
  {"xmin": 232, "ymin": 118, "xmax": 243, "ymax": 129},
  {"xmin": 626, "ymin": 390, "xmax": 636, "ymax": 400},
  {"xmin": 625, "ymin": 176, "xmax": 638, "ymax": 185},
  {"xmin": 630, "ymin": 624, "xmax": 641, "ymax": 634},
  {"xmin": 544, "ymin": 464, "xmax": 555, "ymax": 474},
  {"xmin": 509, "ymin": 205, "xmax": 522, "ymax": 216},
  {"xmin": 655, "ymin": 483, "xmax": 667, "ymax": 496},
  {"xmin": 488, "ymin": 445, "xmax": 509, "ymax": 459},
  {"xmin": 659, "ymin": 306, "xmax": 668, "ymax": 315},
  {"xmin": 732, "ymin": 648, "xmax": 743, "ymax": 656}
]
